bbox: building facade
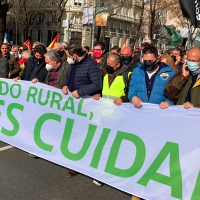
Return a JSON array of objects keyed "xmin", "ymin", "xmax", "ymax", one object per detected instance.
[{"xmin": 29, "ymin": 0, "xmax": 142, "ymax": 49}]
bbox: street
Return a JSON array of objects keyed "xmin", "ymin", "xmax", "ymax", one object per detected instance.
[{"xmin": 0, "ymin": 141, "xmax": 131, "ymax": 200}]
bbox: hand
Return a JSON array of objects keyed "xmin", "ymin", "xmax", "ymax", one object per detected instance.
[
  {"xmin": 93, "ymin": 94, "xmax": 101, "ymax": 100},
  {"xmin": 175, "ymin": 55, "xmax": 181, "ymax": 65},
  {"xmin": 131, "ymin": 96, "xmax": 142, "ymax": 108},
  {"xmin": 13, "ymin": 77, "xmax": 21, "ymax": 82},
  {"xmin": 8, "ymin": 73, "xmax": 11, "ymax": 78},
  {"xmin": 31, "ymin": 78, "xmax": 39, "ymax": 83},
  {"xmin": 62, "ymin": 86, "xmax": 69, "ymax": 95},
  {"xmin": 72, "ymin": 90, "xmax": 79, "ymax": 98},
  {"xmin": 182, "ymin": 62, "xmax": 190, "ymax": 78},
  {"xmin": 183, "ymin": 101, "xmax": 194, "ymax": 109},
  {"xmin": 113, "ymin": 98, "xmax": 122, "ymax": 106},
  {"xmin": 159, "ymin": 101, "xmax": 170, "ymax": 109}
]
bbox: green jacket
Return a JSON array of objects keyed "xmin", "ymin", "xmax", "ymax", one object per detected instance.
[
  {"xmin": 0, "ymin": 57, "xmax": 9, "ymax": 78},
  {"xmin": 164, "ymin": 72, "xmax": 200, "ymax": 107},
  {"xmin": 7, "ymin": 54, "xmax": 21, "ymax": 78},
  {"xmin": 44, "ymin": 60, "xmax": 69, "ymax": 89}
]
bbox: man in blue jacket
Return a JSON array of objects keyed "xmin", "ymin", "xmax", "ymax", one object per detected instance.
[
  {"xmin": 62, "ymin": 45, "xmax": 101, "ymax": 98},
  {"xmin": 128, "ymin": 46, "xmax": 176, "ymax": 109}
]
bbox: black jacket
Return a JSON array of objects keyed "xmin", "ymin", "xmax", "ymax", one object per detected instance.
[
  {"xmin": 21, "ymin": 56, "xmax": 48, "ymax": 82},
  {"xmin": 63, "ymin": 55, "xmax": 101, "ymax": 96}
]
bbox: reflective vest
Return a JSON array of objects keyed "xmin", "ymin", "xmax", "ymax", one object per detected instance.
[{"xmin": 102, "ymin": 73, "xmax": 131, "ymax": 99}]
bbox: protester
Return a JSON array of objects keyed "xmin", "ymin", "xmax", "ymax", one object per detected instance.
[
  {"xmin": 164, "ymin": 47, "xmax": 200, "ymax": 108},
  {"xmin": 160, "ymin": 54, "xmax": 178, "ymax": 72},
  {"xmin": 170, "ymin": 47, "xmax": 182, "ymax": 71},
  {"xmin": 53, "ymin": 42, "xmax": 68, "ymax": 63},
  {"xmin": 18, "ymin": 50, "xmax": 31, "ymax": 76},
  {"xmin": 61, "ymin": 41, "xmax": 69, "ymax": 51},
  {"xmin": 11, "ymin": 45, "xmax": 20, "ymax": 59},
  {"xmin": 181, "ymin": 53, "xmax": 187, "ymax": 65},
  {"xmin": 140, "ymin": 42, "xmax": 152, "ymax": 62},
  {"xmin": 0, "ymin": 54, "xmax": 9, "ymax": 78},
  {"xmin": 110, "ymin": 46, "xmax": 121, "ymax": 55},
  {"xmin": 32, "ymin": 50, "xmax": 69, "ymax": 88},
  {"xmin": 1, "ymin": 43, "xmax": 21, "ymax": 78},
  {"xmin": 83, "ymin": 46, "xmax": 90, "ymax": 54},
  {"xmin": 128, "ymin": 46, "xmax": 176, "ymax": 108},
  {"xmin": 120, "ymin": 46, "xmax": 141, "ymax": 72},
  {"xmin": 93, "ymin": 53, "xmax": 131, "ymax": 105},
  {"xmin": 14, "ymin": 44, "xmax": 47, "ymax": 82},
  {"xmin": 93, "ymin": 41, "xmax": 107, "ymax": 72},
  {"xmin": 61, "ymin": 44, "xmax": 101, "ymax": 177}
]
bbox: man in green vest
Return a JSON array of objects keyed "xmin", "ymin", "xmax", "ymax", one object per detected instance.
[{"xmin": 93, "ymin": 53, "xmax": 131, "ymax": 105}]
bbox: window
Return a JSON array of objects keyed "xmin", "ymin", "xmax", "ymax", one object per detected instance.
[{"xmin": 74, "ymin": 0, "xmax": 82, "ymax": 6}]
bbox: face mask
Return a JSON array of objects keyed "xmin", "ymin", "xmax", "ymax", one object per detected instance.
[
  {"xmin": 93, "ymin": 51, "xmax": 102, "ymax": 58},
  {"xmin": 45, "ymin": 64, "xmax": 53, "ymax": 71},
  {"xmin": 121, "ymin": 56, "xmax": 132, "ymax": 65},
  {"xmin": 143, "ymin": 61, "xmax": 157, "ymax": 71},
  {"xmin": 56, "ymin": 50, "xmax": 60, "ymax": 54},
  {"xmin": 187, "ymin": 60, "xmax": 199, "ymax": 72},
  {"xmin": 67, "ymin": 57, "xmax": 75, "ymax": 64},
  {"xmin": 35, "ymin": 57, "xmax": 44, "ymax": 63},
  {"xmin": 105, "ymin": 65, "xmax": 115, "ymax": 74},
  {"xmin": 19, "ymin": 50, "xmax": 23, "ymax": 55}
]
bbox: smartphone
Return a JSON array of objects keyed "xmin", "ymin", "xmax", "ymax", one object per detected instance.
[{"xmin": 171, "ymin": 55, "xmax": 177, "ymax": 62}]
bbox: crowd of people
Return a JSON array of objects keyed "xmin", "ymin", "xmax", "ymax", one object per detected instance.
[{"xmin": 0, "ymin": 39, "xmax": 199, "ymax": 200}]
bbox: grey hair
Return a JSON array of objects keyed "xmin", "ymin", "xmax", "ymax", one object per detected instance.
[
  {"xmin": 44, "ymin": 50, "xmax": 60, "ymax": 62},
  {"xmin": 61, "ymin": 41, "xmax": 69, "ymax": 50},
  {"xmin": 54, "ymin": 43, "xmax": 62, "ymax": 50},
  {"xmin": 21, "ymin": 50, "xmax": 31, "ymax": 58}
]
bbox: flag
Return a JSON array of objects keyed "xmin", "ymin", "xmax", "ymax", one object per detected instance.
[
  {"xmin": 179, "ymin": 0, "xmax": 200, "ymax": 28},
  {"xmin": 164, "ymin": 25, "xmax": 182, "ymax": 49},
  {"xmin": 193, "ymin": 30, "xmax": 200, "ymax": 47},
  {"xmin": 24, "ymin": 39, "xmax": 32, "ymax": 51},
  {"xmin": 48, "ymin": 33, "xmax": 60, "ymax": 48},
  {"xmin": 95, "ymin": 7, "xmax": 108, "ymax": 26},
  {"xmin": 3, "ymin": 32, "xmax": 8, "ymax": 43},
  {"xmin": 121, "ymin": 38, "xmax": 127, "ymax": 49}
]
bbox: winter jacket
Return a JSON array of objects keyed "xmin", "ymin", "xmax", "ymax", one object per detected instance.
[
  {"xmin": 21, "ymin": 56, "xmax": 48, "ymax": 82},
  {"xmin": 44, "ymin": 60, "xmax": 69, "ymax": 89},
  {"xmin": 127, "ymin": 54, "xmax": 141, "ymax": 72},
  {"xmin": 0, "ymin": 56, "xmax": 9, "ymax": 78},
  {"xmin": 7, "ymin": 54, "xmax": 21, "ymax": 78},
  {"xmin": 128, "ymin": 62, "xmax": 176, "ymax": 105},
  {"xmin": 63, "ymin": 54, "xmax": 101, "ymax": 96},
  {"xmin": 164, "ymin": 72, "xmax": 200, "ymax": 107}
]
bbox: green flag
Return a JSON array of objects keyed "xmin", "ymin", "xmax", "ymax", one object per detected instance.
[
  {"xmin": 193, "ymin": 30, "xmax": 200, "ymax": 48},
  {"xmin": 164, "ymin": 25, "xmax": 182, "ymax": 49}
]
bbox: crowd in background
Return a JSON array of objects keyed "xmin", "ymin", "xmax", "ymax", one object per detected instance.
[{"xmin": 0, "ymin": 39, "xmax": 200, "ymax": 200}]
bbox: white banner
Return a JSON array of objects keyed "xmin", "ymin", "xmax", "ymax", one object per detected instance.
[{"xmin": 0, "ymin": 79, "xmax": 200, "ymax": 200}]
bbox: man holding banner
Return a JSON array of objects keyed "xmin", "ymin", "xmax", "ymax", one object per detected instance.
[
  {"xmin": 164, "ymin": 47, "xmax": 200, "ymax": 108},
  {"xmin": 128, "ymin": 46, "xmax": 176, "ymax": 108}
]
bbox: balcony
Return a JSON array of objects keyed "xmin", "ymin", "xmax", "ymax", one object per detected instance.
[
  {"xmin": 125, "ymin": 30, "xmax": 130, "ymax": 35},
  {"xmin": 110, "ymin": 28, "xmax": 116, "ymax": 32},
  {"xmin": 118, "ymin": 29, "xmax": 123, "ymax": 33}
]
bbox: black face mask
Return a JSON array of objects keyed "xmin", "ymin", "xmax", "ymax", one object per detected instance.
[
  {"xmin": 105, "ymin": 65, "xmax": 115, "ymax": 74},
  {"xmin": 143, "ymin": 61, "xmax": 157, "ymax": 71},
  {"xmin": 121, "ymin": 56, "xmax": 132, "ymax": 65},
  {"xmin": 35, "ymin": 56, "xmax": 44, "ymax": 63}
]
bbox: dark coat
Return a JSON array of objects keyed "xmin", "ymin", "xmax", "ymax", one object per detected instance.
[
  {"xmin": 44, "ymin": 60, "xmax": 70, "ymax": 89},
  {"xmin": 21, "ymin": 56, "xmax": 48, "ymax": 82},
  {"xmin": 63, "ymin": 54, "xmax": 101, "ymax": 96},
  {"xmin": 0, "ymin": 56, "xmax": 9, "ymax": 78}
]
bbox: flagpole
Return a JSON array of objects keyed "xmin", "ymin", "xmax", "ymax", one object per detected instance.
[
  {"xmin": 91, "ymin": 0, "xmax": 96, "ymax": 49},
  {"xmin": 187, "ymin": 22, "xmax": 191, "ymax": 50}
]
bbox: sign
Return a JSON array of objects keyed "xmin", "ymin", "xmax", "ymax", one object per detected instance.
[
  {"xmin": 83, "ymin": 7, "xmax": 94, "ymax": 24},
  {"xmin": 0, "ymin": 79, "xmax": 200, "ymax": 200},
  {"xmin": 95, "ymin": 7, "xmax": 108, "ymax": 26}
]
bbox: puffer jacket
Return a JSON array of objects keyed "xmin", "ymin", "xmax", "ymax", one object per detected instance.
[{"xmin": 128, "ymin": 62, "xmax": 176, "ymax": 105}]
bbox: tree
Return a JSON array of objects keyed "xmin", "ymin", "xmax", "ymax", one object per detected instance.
[{"xmin": 0, "ymin": 0, "xmax": 9, "ymax": 44}]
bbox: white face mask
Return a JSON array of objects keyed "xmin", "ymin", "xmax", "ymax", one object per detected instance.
[
  {"xmin": 67, "ymin": 57, "xmax": 75, "ymax": 64},
  {"xmin": 45, "ymin": 64, "xmax": 53, "ymax": 71}
]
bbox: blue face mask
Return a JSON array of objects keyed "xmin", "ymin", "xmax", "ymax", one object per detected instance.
[{"xmin": 187, "ymin": 60, "xmax": 199, "ymax": 72}]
